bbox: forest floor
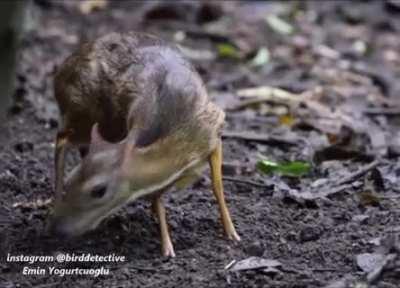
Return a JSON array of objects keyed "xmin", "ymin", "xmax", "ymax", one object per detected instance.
[{"xmin": 1, "ymin": 1, "xmax": 400, "ymax": 287}]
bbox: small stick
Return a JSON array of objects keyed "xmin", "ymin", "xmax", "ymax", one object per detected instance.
[
  {"xmin": 364, "ymin": 107, "xmax": 400, "ymax": 116},
  {"xmin": 223, "ymin": 176, "xmax": 271, "ymax": 188},
  {"xmin": 321, "ymin": 184, "xmax": 353, "ymax": 199},
  {"xmin": 222, "ymin": 131, "xmax": 300, "ymax": 146},
  {"xmin": 337, "ymin": 160, "xmax": 380, "ymax": 186},
  {"xmin": 236, "ymin": 86, "xmax": 301, "ymax": 101},
  {"xmin": 224, "ymin": 260, "xmax": 237, "ymax": 270}
]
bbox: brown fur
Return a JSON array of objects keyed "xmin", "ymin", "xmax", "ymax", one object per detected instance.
[{"xmin": 51, "ymin": 32, "xmax": 225, "ymax": 238}]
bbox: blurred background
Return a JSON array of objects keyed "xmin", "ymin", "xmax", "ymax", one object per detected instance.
[{"xmin": 1, "ymin": 1, "xmax": 400, "ymax": 287}]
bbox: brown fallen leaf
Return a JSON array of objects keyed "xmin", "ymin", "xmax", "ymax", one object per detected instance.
[
  {"xmin": 279, "ymin": 114, "xmax": 295, "ymax": 127},
  {"xmin": 358, "ymin": 169, "xmax": 384, "ymax": 207},
  {"xmin": 359, "ymin": 191, "xmax": 381, "ymax": 207}
]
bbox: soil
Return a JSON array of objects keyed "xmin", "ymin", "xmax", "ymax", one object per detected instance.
[{"xmin": 1, "ymin": 1, "xmax": 400, "ymax": 288}]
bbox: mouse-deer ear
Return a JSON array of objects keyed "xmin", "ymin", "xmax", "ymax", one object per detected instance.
[
  {"xmin": 90, "ymin": 123, "xmax": 111, "ymax": 152},
  {"xmin": 91, "ymin": 123, "xmax": 102, "ymax": 143}
]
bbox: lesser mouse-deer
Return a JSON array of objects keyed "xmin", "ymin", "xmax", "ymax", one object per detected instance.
[{"xmin": 51, "ymin": 32, "xmax": 240, "ymax": 257}]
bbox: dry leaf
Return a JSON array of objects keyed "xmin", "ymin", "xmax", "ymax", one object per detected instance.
[
  {"xmin": 357, "ymin": 253, "xmax": 385, "ymax": 273},
  {"xmin": 237, "ymin": 86, "xmax": 300, "ymax": 101},
  {"xmin": 250, "ymin": 47, "xmax": 270, "ymax": 67},
  {"xmin": 359, "ymin": 191, "xmax": 380, "ymax": 207},
  {"xmin": 228, "ymin": 257, "xmax": 282, "ymax": 272},
  {"xmin": 279, "ymin": 114, "xmax": 295, "ymax": 126},
  {"xmin": 79, "ymin": 0, "xmax": 108, "ymax": 15}
]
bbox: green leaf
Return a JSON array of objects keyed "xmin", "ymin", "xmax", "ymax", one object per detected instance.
[
  {"xmin": 217, "ymin": 43, "xmax": 241, "ymax": 59},
  {"xmin": 276, "ymin": 161, "xmax": 311, "ymax": 177},
  {"xmin": 250, "ymin": 47, "xmax": 270, "ymax": 67},
  {"xmin": 265, "ymin": 14, "xmax": 294, "ymax": 35},
  {"xmin": 257, "ymin": 160, "xmax": 311, "ymax": 177},
  {"xmin": 257, "ymin": 160, "xmax": 279, "ymax": 174}
]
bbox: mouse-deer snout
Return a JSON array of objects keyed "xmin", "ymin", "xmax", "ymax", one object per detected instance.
[{"xmin": 50, "ymin": 124, "xmax": 129, "ymax": 236}]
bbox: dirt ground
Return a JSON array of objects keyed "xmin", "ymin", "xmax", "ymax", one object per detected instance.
[{"xmin": 1, "ymin": 1, "xmax": 400, "ymax": 287}]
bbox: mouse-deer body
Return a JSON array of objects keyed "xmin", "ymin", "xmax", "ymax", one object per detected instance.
[{"xmin": 51, "ymin": 32, "xmax": 239, "ymax": 257}]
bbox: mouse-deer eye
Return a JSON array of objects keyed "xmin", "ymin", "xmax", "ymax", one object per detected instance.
[{"xmin": 90, "ymin": 185, "xmax": 107, "ymax": 198}]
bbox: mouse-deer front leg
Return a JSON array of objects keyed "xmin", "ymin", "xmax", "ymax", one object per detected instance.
[
  {"xmin": 54, "ymin": 130, "xmax": 71, "ymax": 202},
  {"xmin": 209, "ymin": 140, "xmax": 240, "ymax": 241},
  {"xmin": 152, "ymin": 195, "xmax": 175, "ymax": 257}
]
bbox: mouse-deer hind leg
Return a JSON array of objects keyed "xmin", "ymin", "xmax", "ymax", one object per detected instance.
[
  {"xmin": 152, "ymin": 195, "xmax": 176, "ymax": 257},
  {"xmin": 209, "ymin": 140, "xmax": 240, "ymax": 241}
]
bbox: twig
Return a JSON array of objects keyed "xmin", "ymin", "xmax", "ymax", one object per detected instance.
[
  {"xmin": 223, "ymin": 176, "xmax": 271, "ymax": 188},
  {"xmin": 222, "ymin": 131, "xmax": 300, "ymax": 146},
  {"xmin": 321, "ymin": 184, "xmax": 354, "ymax": 198},
  {"xmin": 236, "ymin": 86, "xmax": 301, "ymax": 100},
  {"xmin": 228, "ymin": 86, "xmax": 302, "ymax": 111},
  {"xmin": 224, "ymin": 260, "xmax": 237, "ymax": 270},
  {"xmin": 364, "ymin": 107, "xmax": 400, "ymax": 116},
  {"xmin": 337, "ymin": 160, "xmax": 380, "ymax": 186},
  {"xmin": 381, "ymin": 195, "xmax": 400, "ymax": 199}
]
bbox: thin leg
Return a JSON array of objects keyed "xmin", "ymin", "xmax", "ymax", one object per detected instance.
[
  {"xmin": 54, "ymin": 131, "xmax": 69, "ymax": 202},
  {"xmin": 152, "ymin": 196, "xmax": 175, "ymax": 257},
  {"xmin": 209, "ymin": 140, "xmax": 240, "ymax": 241}
]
